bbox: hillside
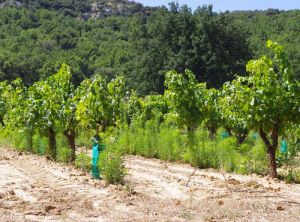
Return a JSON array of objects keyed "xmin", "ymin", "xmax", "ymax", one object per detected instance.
[
  {"xmin": 227, "ymin": 9, "xmax": 300, "ymax": 75},
  {"xmin": 0, "ymin": 1, "xmax": 299, "ymax": 94},
  {"xmin": 0, "ymin": 0, "xmax": 155, "ymax": 17}
]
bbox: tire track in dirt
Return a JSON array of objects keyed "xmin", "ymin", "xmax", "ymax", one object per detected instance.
[
  {"xmin": 0, "ymin": 149, "xmax": 110, "ymax": 221},
  {"xmin": 125, "ymin": 155, "xmax": 300, "ymax": 221},
  {"xmin": 1, "ymin": 148, "xmax": 300, "ymax": 222}
]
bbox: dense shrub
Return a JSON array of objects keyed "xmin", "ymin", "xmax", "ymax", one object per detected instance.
[
  {"xmin": 112, "ymin": 120, "xmax": 271, "ymax": 175},
  {"xmin": 100, "ymin": 148, "xmax": 126, "ymax": 184}
]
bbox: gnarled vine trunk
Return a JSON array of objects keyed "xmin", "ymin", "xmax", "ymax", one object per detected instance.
[
  {"xmin": 225, "ymin": 127, "xmax": 232, "ymax": 136},
  {"xmin": 96, "ymin": 124, "xmax": 100, "ymax": 135},
  {"xmin": 64, "ymin": 129, "xmax": 76, "ymax": 162},
  {"xmin": 98, "ymin": 120, "xmax": 109, "ymax": 133},
  {"xmin": 208, "ymin": 126, "xmax": 217, "ymax": 140},
  {"xmin": 0, "ymin": 117, "xmax": 4, "ymax": 127},
  {"xmin": 236, "ymin": 129, "xmax": 249, "ymax": 145},
  {"xmin": 259, "ymin": 122, "xmax": 279, "ymax": 178}
]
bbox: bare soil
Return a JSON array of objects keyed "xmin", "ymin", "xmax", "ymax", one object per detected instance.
[{"xmin": 1, "ymin": 147, "xmax": 300, "ymax": 222}]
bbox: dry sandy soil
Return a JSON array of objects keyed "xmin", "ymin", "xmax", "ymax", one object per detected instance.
[{"xmin": 1, "ymin": 147, "xmax": 300, "ymax": 222}]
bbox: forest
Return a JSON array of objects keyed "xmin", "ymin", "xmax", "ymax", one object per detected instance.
[
  {"xmin": 0, "ymin": 2, "xmax": 299, "ymax": 95},
  {"xmin": 0, "ymin": 1, "xmax": 300, "ymax": 221}
]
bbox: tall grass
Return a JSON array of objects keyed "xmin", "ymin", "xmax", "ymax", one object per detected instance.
[
  {"xmin": 0, "ymin": 127, "xmax": 126, "ymax": 184},
  {"xmin": 0, "ymin": 122, "xmax": 298, "ymax": 183},
  {"xmin": 74, "ymin": 132, "xmax": 126, "ymax": 184},
  {"xmin": 112, "ymin": 119, "xmax": 269, "ymax": 175},
  {"xmin": 100, "ymin": 146, "xmax": 126, "ymax": 184}
]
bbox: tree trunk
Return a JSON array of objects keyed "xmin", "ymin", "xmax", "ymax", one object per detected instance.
[
  {"xmin": 96, "ymin": 124, "xmax": 100, "ymax": 135},
  {"xmin": 208, "ymin": 126, "xmax": 217, "ymax": 140},
  {"xmin": 259, "ymin": 122, "xmax": 279, "ymax": 178},
  {"xmin": 0, "ymin": 117, "xmax": 4, "ymax": 127},
  {"xmin": 267, "ymin": 145, "xmax": 277, "ymax": 178},
  {"xmin": 237, "ymin": 134, "xmax": 246, "ymax": 145},
  {"xmin": 236, "ymin": 130, "xmax": 248, "ymax": 145},
  {"xmin": 101, "ymin": 121, "xmax": 108, "ymax": 133},
  {"xmin": 225, "ymin": 127, "xmax": 232, "ymax": 136},
  {"xmin": 64, "ymin": 129, "xmax": 76, "ymax": 162},
  {"xmin": 48, "ymin": 128, "xmax": 56, "ymax": 161}
]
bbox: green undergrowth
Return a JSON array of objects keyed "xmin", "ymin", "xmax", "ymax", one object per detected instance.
[
  {"xmin": 0, "ymin": 124, "xmax": 299, "ymax": 183},
  {"xmin": 0, "ymin": 126, "xmax": 126, "ymax": 184},
  {"xmin": 113, "ymin": 120, "xmax": 275, "ymax": 176},
  {"xmin": 75, "ymin": 129, "xmax": 126, "ymax": 184},
  {"xmin": 74, "ymin": 142, "xmax": 126, "ymax": 184},
  {"xmin": 100, "ymin": 147, "xmax": 126, "ymax": 184},
  {"xmin": 75, "ymin": 153, "xmax": 91, "ymax": 172}
]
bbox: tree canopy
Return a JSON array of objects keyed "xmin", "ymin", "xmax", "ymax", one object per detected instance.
[{"xmin": 2, "ymin": 3, "xmax": 298, "ymax": 95}]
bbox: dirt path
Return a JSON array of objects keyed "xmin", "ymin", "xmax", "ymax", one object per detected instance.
[{"xmin": 1, "ymin": 147, "xmax": 300, "ymax": 222}]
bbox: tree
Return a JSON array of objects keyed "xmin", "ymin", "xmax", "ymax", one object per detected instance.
[
  {"xmin": 129, "ymin": 5, "xmax": 251, "ymax": 95},
  {"xmin": 0, "ymin": 81, "xmax": 10, "ymax": 126},
  {"xmin": 76, "ymin": 75, "xmax": 125, "ymax": 132},
  {"xmin": 164, "ymin": 69, "xmax": 207, "ymax": 132},
  {"xmin": 60, "ymin": 93, "xmax": 79, "ymax": 162},
  {"xmin": 220, "ymin": 82, "xmax": 250, "ymax": 144},
  {"xmin": 227, "ymin": 10, "xmax": 300, "ymax": 79},
  {"xmin": 191, "ymin": 7, "xmax": 252, "ymax": 88},
  {"xmin": 122, "ymin": 91, "xmax": 142, "ymax": 125},
  {"xmin": 52, "ymin": 64, "xmax": 79, "ymax": 162},
  {"xmin": 139, "ymin": 95, "xmax": 169, "ymax": 124},
  {"xmin": 203, "ymin": 88, "xmax": 222, "ymax": 139},
  {"xmin": 5, "ymin": 78, "xmax": 37, "ymax": 152},
  {"xmin": 229, "ymin": 40, "xmax": 300, "ymax": 177},
  {"xmin": 28, "ymin": 64, "xmax": 73, "ymax": 160},
  {"xmin": 165, "ymin": 69, "xmax": 224, "ymax": 140}
]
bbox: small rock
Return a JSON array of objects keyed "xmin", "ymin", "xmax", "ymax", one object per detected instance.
[
  {"xmin": 218, "ymin": 200, "xmax": 224, "ymax": 206},
  {"xmin": 45, "ymin": 205, "xmax": 56, "ymax": 212},
  {"xmin": 277, "ymin": 206, "xmax": 285, "ymax": 211},
  {"xmin": 126, "ymin": 202, "xmax": 134, "ymax": 206},
  {"xmin": 127, "ymin": 189, "xmax": 137, "ymax": 196},
  {"xmin": 274, "ymin": 187, "xmax": 281, "ymax": 192}
]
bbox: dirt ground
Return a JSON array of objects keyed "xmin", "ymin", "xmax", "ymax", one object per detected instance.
[{"xmin": 1, "ymin": 147, "xmax": 300, "ymax": 222}]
